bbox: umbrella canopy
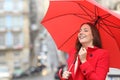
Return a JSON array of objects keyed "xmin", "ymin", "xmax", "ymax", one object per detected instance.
[{"xmin": 41, "ymin": 0, "xmax": 120, "ymax": 69}]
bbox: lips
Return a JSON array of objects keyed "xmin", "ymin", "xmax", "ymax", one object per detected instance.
[{"xmin": 78, "ymin": 34, "xmax": 86, "ymax": 39}]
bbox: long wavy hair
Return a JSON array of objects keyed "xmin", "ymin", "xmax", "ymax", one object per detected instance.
[{"xmin": 74, "ymin": 22, "xmax": 102, "ymax": 60}]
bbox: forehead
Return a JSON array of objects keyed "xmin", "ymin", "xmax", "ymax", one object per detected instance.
[{"xmin": 81, "ymin": 24, "xmax": 91, "ymax": 29}]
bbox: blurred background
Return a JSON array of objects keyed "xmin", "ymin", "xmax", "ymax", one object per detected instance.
[{"xmin": 0, "ymin": 0, "xmax": 120, "ymax": 80}]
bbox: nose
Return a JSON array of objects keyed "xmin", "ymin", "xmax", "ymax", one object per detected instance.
[
  {"xmin": 79, "ymin": 30, "xmax": 84, "ymax": 35},
  {"xmin": 78, "ymin": 31, "xmax": 83, "ymax": 37}
]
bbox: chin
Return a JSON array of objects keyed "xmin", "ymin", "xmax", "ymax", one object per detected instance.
[{"xmin": 80, "ymin": 41, "xmax": 86, "ymax": 44}]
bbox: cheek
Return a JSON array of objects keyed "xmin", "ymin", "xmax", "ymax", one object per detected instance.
[{"xmin": 88, "ymin": 34, "xmax": 93, "ymax": 40}]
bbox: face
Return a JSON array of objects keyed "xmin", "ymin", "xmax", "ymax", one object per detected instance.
[{"xmin": 78, "ymin": 24, "xmax": 93, "ymax": 46}]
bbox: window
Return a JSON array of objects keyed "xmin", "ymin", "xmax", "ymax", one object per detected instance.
[
  {"xmin": 4, "ymin": 0, "xmax": 13, "ymax": 11},
  {"xmin": 12, "ymin": 16, "xmax": 24, "ymax": 27},
  {"xmin": 95, "ymin": 0, "xmax": 102, "ymax": 4},
  {"xmin": 14, "ymin": 60, "xmax": 21, "ymax": 69},
  {"xmin": 6, "ymin": 32, "xmax": 13, "ymax": 47},
  {"xmin": 14, "ymin": 51, "xmax": 20, "ymax": 56},
  {"xmin": 116, "ymin": 3, "xmax": 120, "ymax": 11},
  {"xmin": 13, "ymin": 51, "xmax": 21, "ymax": 67},
  {"xmin": 13, "ymin": 0, "xmax": 23, "ymax": 12},
  {"xmin": 0, "ymin": 1, "xmax": 4, "ymax": 10},
  {"xmin": 5, "ymin": 15, "xmax": 12, "ymax": 29},
  {"xmin": 0, "ymin": 33, "xmax": 5, "ymax": 46},
  {"xmin": 13, "ymin": 32, "xmax": 21, "ymax": 46},
  {"xmin": 0, "ymin": 16, "xmax": 5, "ymax": 28},
  {"xmin": 0, "ymin": 51, "xmax": 6, "ymax": 64},
  {"xmin": 12, "ymin": 16, "xmax": 18, "ymax": 27},
  {"xmin": 19, "ymin": 16, "xmax": 24, "ymax": 27},
  {"xmin": 0, "ymin": 51, "xmax": 5, "ymax": 57},
  {"xmin": 0, "ymin": 62, "xmax": 6, "ymax": 65}
]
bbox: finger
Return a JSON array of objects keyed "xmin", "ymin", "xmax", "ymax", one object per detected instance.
[
  {"xmin": 62, "ymin": 73, "xmax": 69, "ymax": 79},
  {"xmin": 66, "ymin": 72, "xmax": 71, "ymax": 77},
  {"xmin": 62, "ymin": 71, "xmax": 69, "ymax": 77},
  {"xmin": 79, "ymin": 47, "xmax": 83, "ymax": 52},
  {"xmin": 83, "ymin": 48, "xmax": 87, "ymax": 53},
  {"xmin": 82, "ymin": 47, "xmax": 85, "ymax": 50},
  {"xmin": 65, "ymin": 71, "xmax": 71, "ymax": 76},
  {"xmin": 79, "ymin": 47, "xmax": 84, "ymax": 55},
  {"xmin": 81, "ymin": 47, "xmax": 83, "ymax": 50},
  {"xmin": 62, "ymin": 71, "xmax": 71, "ymax": 79},
  {"xmin": 82, "ymin": 47, "xmax": 85, "ymax": 51}
]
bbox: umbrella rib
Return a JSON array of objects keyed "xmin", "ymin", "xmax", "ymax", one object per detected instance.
[
  {"xmin": 42, "ymin": 13, "xmax": 92, "ymax": 23},
  {"xmin": 75, "ymin": 2, "xmax": 95, "ymax": 20},
  {"xmin": 100, "ymin": 20, "xmax": 115, "ymax": 38},
  {"xmin": 100, "ymin": 22, "xmax": 120, "ymax": 29},
  {"xmin": 101, "ymin": 14, "xmax": 111, "ymax": 19},
  {"xmin": 100, "ymin": 14, "xmax": 120, "ymax": 29},
  {"xmin": 94, "ymin": 6, "xmax": 100, "ymax": 19},
  {"xmin": 74, "ymin": 14, "xmax": 92, "ymax": 21},
  {"xmin": 99, "ymin": 19, "xmax": 120, "ymax": 29},
  {"xmin": 98, "ymin": 25, "xmax": 114, "ymax": 38},
  {"xmin": 94, "ymin": 6, "xmax": 97, "ymax": 17}
]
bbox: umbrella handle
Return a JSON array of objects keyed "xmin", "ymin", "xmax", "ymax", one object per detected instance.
[
  {"xmin": 58, "ymin": 68, "xmax": 67, "ymax": 80},
  {"xmin": 68, "ymin": 63, "xmax": 74, "ymax": 72},
  {"xmin": 68, "ymin": 57, "xmax": 76, "ymax": 72},
  {"xmin": 59, "ymin": 63, "xmax": 74, "ymax": 80}
]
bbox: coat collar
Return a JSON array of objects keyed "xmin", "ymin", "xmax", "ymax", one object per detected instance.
[
  {"xmin": 87, "ymin": 46, "xmax": 99, "ymax": 52},
  {"xmin": 72, "ymin": 46, "xmax": 99, "ymax": 53}
]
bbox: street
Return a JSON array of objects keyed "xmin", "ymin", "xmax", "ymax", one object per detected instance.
[
  {"xmin": 13, "ymin": 35, "xmax": 60, "ymax": 80},
  {"xmin": 13, "ymin": 71, "xmax": 55, "ymax": 80}
]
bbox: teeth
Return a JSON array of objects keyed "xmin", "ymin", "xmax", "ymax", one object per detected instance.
[
  {"xmin": 80, "ymin": 36, "xmax": 85, "ymax": 39},
  {"xmin": 79, "ymin": 35, "xmax": 86, "ymax": 39}
]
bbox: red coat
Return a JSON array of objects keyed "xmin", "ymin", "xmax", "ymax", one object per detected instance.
[{"xmin": 59, "ymin": 47, "xmax": 109, "ymax": 80}]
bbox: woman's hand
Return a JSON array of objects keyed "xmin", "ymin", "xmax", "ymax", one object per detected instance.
[
  {"xmin": 78, "ymin": 47, "xmax": 87, "ymax": 63},
  {"xmin": 62, "ymin": 71, "xmax": 71, "ymax": 79}
]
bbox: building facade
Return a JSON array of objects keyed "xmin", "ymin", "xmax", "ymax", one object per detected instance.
[{"xmin": 0, "ymin": 0, "xmax": 30, "ymax": 74}]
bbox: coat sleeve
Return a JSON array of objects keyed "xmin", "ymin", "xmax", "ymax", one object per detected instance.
[{"xmin": 79, "ymin": 50, "xmax": 109, "ymax": 80}]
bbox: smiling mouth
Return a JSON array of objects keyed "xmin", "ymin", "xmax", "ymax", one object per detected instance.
[{"xmin": 78, "ymin": 35, "xmax": 86, "ymax": 39}]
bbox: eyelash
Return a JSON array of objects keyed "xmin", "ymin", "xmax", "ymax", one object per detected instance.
[{"xmin": 80, "ymin": 30, "xmax": 88, "ymax": 32}]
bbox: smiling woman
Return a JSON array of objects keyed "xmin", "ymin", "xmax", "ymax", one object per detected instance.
[{"xmin": 59, "ymin": 22, "xmax": 109, "ymax": 80}]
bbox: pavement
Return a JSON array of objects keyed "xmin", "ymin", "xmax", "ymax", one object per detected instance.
[{"xmin": 13, "ymin": 69, "xmax": 56, "ymax": 80}]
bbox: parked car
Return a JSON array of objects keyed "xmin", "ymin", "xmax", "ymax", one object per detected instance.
[
  {"xmin": 29, "ymin": 66, "xmax": 40, "ymax": 74},
  {"xmin": 13, "ymin": 68, "xmax": 31, "ymax": 78},
  {"xmin": 13, "ymin": 68, "xmax": 23, "ymax": 78},
  {"xmin": 21, "ymin": 69, "xmax": 31, "ymax": 77},
  {"xmin": 37, "ymin": 64, "xmax": 46, "ymax": 72},
  {"xmin": 29, "ymin": 65, "xmax": 46, "ymax": 75},
  {"xmin": 0, "ymin": 66, "xmax": 12, "ymax": 80}
]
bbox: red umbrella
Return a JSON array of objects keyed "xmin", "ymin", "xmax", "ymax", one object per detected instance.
[{"xmin": 41, "ymin": 0, "xmax": 120, "ymax": 69}]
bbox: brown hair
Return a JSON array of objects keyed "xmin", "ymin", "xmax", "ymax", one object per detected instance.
[{"xmin": 74, "ymin": 22, "xmax": 102, "ymax": 60}]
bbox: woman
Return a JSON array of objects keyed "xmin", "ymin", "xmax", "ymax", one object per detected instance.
[{"xmin": 59, "ymin": 22, "xmax": 109, "ymax": 80}]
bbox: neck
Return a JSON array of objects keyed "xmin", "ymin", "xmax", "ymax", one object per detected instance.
[{"xmin": 82, "ymin": 43, "xmax": 94, "ymax": 49}]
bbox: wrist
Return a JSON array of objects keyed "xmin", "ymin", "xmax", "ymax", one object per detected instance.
[{"xmin": 81, "ymin": 60, "xmax": 87, "ymax": 63}]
